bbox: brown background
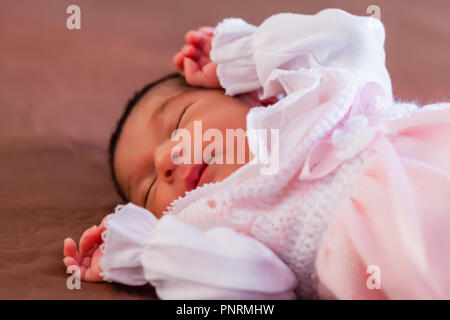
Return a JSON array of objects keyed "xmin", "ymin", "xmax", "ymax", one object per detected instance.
[{"xmin": 0, "ymin": 0, "xmax": 448, "ymax": 299}]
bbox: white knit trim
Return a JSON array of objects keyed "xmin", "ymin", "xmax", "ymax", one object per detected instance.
[
  {"xmin": 381, "ymin": 102, "xmax": 417, "ymax": 121},
  {"xmin": 98, "ymin": 204, "xmax": 125, "ymax": 282},
  {"xmin": 420, "ymin": 103, "xmax": 450, "ymax": 111}
]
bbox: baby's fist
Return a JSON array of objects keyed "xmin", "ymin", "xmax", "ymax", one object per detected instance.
[{"xmin": 173, "ymin": 26, "xmax": 221, "ymax": 89}]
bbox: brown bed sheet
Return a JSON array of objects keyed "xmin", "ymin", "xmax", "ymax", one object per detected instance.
[{"xmin": 0, "ymin": 0, "xmax": 448, "ymax": 299}]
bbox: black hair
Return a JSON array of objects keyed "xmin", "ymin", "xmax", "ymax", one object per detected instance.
[{"xmin": 108, "ymin": 72, "xmax": 184, "ymax": 202}]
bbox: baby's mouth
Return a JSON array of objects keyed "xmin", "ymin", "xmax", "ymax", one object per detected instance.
[{"xmin": 185, "ymin": 162, "xmax": 209, "ymax": 193}]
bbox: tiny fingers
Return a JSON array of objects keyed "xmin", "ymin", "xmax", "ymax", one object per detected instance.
[
  {"xmin": 81, "ymin": 256, "xmax": 92, "ymax": 268},
  {"xmin": 173, "ymin": 52, "xmax": 184, "ymax": 73},
  {"xmin": 182, "ymin": 44, "xmax": 198, "ymax": 58},
  {"xmin": 186, "ymin": 30, "xmax": 212, "ymax": 56},
  {"xmin": 198, "ymin": 26, "xmax": 214, "ymax": 36},
  {"xmin": 63, "ymin": 237, "xmax": 77, "ymax": 257},
  {"xmin": 184, "ymin": 58, "xmax": 220, "ymax": 88},
  {"xmin": 80, "ymin": 225, "xmax": 102, "ymax": 256},
  {"xmin": 183, "ymin": 57, "xmax": 202, "ymax": 86},
  {"xmin": 83, "ymin": 242, "xmax": 99, "ymax": 257},
  {"xmin": 84, "ymin": 267, "xmax": 104, "ymax": 282},
  {"xmin": 202, "ymin": 62, "xmax": 220, "ymax": 88},
  {"xmin": 64, "ymin": 258, "xmax": 90, "ymax": 282},
  {"xmin": 63, "ymin": 256, "xmax": 79, "ymax": 268},
  {"xmin": 185, "ymin": 30, "xmax": 209, "ymax": 48}
]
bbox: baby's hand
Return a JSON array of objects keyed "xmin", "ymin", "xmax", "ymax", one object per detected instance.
[
  {"xmin": 173, "ymin": 26, "xmax": 221, "ymax": 89},
  {"xmin": 63, "ymin": 214, "xmax": 112, "ymax": 282}
]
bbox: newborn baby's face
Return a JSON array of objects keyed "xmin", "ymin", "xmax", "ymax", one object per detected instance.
[{"xmin": 114, "ymin": 78, "xmax": 254, "ymax": 218}]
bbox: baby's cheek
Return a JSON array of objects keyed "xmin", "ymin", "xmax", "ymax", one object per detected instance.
[
  {"xmin": 151, "ymin": 182, "xmax": 184, "ymax": 217},
  {"xmin": 208, "ymin": 162, "xmax": 245, "ymax": 183}
]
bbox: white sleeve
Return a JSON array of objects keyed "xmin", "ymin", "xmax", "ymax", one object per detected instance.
[
  {"xmin": 210, "ymin": 8, "xmax": 392, "ymax": 101},
  {"xmin": 99, "ymin": 203, "xmax": 298, "ymax": 300},
  {"xmin": 99, "ymin": 203, "xmax": 158, "ymax": 286}
]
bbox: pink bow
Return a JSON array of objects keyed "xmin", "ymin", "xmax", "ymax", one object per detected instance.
[{"xmin": 299, "ymin": 82, "xmax": 388, "ymax": 181}]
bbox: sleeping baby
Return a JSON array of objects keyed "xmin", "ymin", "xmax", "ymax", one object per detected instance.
[{"xmin": 63, "ymin": 8, "xmax": 450, "ymax": 299}]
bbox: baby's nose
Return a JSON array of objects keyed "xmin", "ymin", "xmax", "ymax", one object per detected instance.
[{"xmin": 154, "ymin": 142, "xmax": 178, "ymax": 183}]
